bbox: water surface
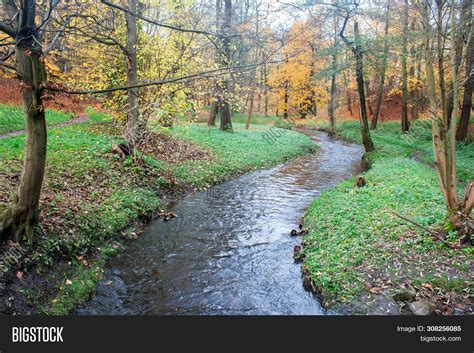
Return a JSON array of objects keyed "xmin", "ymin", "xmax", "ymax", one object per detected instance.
[{"xmin": 77, "ymin": 131, "xmax": 363, "ymax": 315}]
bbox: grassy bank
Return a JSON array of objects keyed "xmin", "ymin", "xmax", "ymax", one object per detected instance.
[
  {"xmin": 301, "ymin": 119, "xmax": 473, "ymax": 314},
  {"xmin": 0, "ymin": 113, "xmax": 316, "ymax": 314},
  {"xmin": 0, "ymin": 104, "xmax": 74, "ymax": 134}
]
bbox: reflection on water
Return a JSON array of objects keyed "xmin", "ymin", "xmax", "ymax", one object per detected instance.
[{"xmin": 77, "ymin": 132, "xmax": 363, "ymax": 315}]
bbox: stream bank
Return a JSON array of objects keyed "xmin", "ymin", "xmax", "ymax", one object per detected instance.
[
  {"xmin": 300, "ymin": 122, "xmax": 473, "ymax": 315},
  {"xmin": 76, "ymin": 131, "xmax": 363, "ymax": 315},
  {"xmin": 0, "ymin": 121, "xmax": 315, "ymax": 314}
]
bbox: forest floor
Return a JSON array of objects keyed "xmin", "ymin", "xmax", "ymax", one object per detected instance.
[
  {"xmin": 0, "ymin": 109, "xmax": 316, "ymax": 314},
  {"xmin": 300, "ymin": 119, "xmax": 473, "ymax": 315}
]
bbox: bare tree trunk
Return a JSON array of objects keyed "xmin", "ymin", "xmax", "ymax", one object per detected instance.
[
  {"xmin": 328, "ymin": 72, "xmax": 336, "ymax": 133},
  {"xmin": 124, "ymin": 0, "xmax": 140, "ymax": 147},
  {"xmin": 219, "ymin": 0, "xmax": 233, "ymax": 131},
  {"xmin": 263, "ymin": 60, "xmax": 268, "ymax": 117},
  {"xmin": 328, "ymin": 17, "xmax": 338, "ymax": 134},
  {"xmin": 436, "ymin": 0, "xmax": 448, "ymax": 127},
  {"xmin": 457, "ymin": 0, "xmax": 473, "ymax": 141},
  {"xmin": 420, "ymin": 0, "xmax": 473, "ymax": 216},
  {"xmin": 0, "ymin": 0, "xmax": 47, "ymax": 243},
  {"xmin": 365, "ymin": 81, "xmax": 374, "ymax": 117},
  {"xmin": 208, "ymin": 100, "xmax": 218, "ymax": 126},
  {"xmin": 245, "ymin": 88, "xmax": 255, "ymax": 129},
  {"xmin": 283, "ymin": 80, "xmax": 289, "ymax": 119},
  {"xmin": 401, "ymin": 0, "xmax": 410, "ymax": 132},
  {"xmin": 343, "ymin": 71, "xmax": 353, "ymax": 116},
  {"xmin": 342, "ymin": 19, "xmax": 375, "ymax": 152},
  {"xmin": 208, "ymin": 0, "xmax": 221, "ymax": 127},
  {"xmin": 372, "ymin": 3, "xmax": 390, "ymax": 130}
]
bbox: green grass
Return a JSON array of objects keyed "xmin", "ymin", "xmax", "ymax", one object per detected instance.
[
  {"xmin": 162, "ymin": 122, "xmax": 316, "ymax": 188},
  {"xmin": 0, "ymin": 111, "xmax": 316, "ymax": 313},
  {"xmin": 302, "ymin": 119, "xmax": 473, "ymax": 308},
  {"xmin": 0, "ymin": 104, "xmax": 73, "ymax": 134},
  {"xmin": 228, "ymin": 112, "xmax": 277, "ymax": 126},
  {"xmin": 330, "ymin": 120, "xmax": 473, "ymax": 182}
]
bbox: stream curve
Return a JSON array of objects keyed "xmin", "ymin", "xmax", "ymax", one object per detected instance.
[{"xmin": 77, "ymin": 131, "xmax": 364, "ymax": 315}]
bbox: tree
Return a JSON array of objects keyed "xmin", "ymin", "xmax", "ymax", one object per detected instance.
[
  {"xmin": 339, "ymin": 12, "xmax": 375, "ymax": 152},
  {"xmin": 371, "ymin": 2, "xmax": 390, "ymax": 130},
  {"xmin": 219, "ymin": 0, "xmax": 233, "ymax": 131},
  {"xmin": 456, "ymin": 0, "xmax": 473, "ymax": 141},
  {"xmin": 269, "ymin": 22, "xmax": 327, "ymax": 120},
  {"xmin": 0, "ymin": 0, "xmax": 49, "ymax": 242},
  {"xmin": 124, "ymin": 0, "xmax": 140, "ymax": 147},
  {"xmin": 419, "ymin": 0, "xmax": 474, "ymax": 220},
  {"xmin": 208, "ymin": 0, "xmax": 222, "ymax": 127},
  {"xmin": 401, "ymin": 0, "xmax": 410, "ymax": 132},
  {"xmin": 328, "ymin": 15, "xmax": 339, "ymax": 134}
]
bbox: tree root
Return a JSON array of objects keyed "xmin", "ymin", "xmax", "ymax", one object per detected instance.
[{"xmin": 0, "ymin": 204, "xmax": 37, "ymax": 244}]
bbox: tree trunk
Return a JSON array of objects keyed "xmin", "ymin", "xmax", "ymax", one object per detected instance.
[
  {"xmin": 283, "ymin": 80, "xmax": 289, "ymax": 119},
  {"xmin": 401, "ymin": 0, "xmax": 410, "ymax": 132},
  {"xmin": 353, "ymin": 21, "xmax": 375, "ymax": 152},
  {"xmin": 220, "ymin": 101, "xmax": 232, "ymax": 131},
  {"xmin": 263, "ymin": 61, "xmax": 268, "ymax": 117},
  {"xmin": 328, "ymin": 48, "xmax": 337, "ymax": 133},
  {"xmin": 208, "ymin": 100, "xmax": 218, "ymax": 126},
  {"xmin": 457, "ymin": 0, "xmax": 473, "ymax": 141},
  {"xmin": 245, "ymin": 88, "xmax": 255, "ymax": 129},
  {"xmin": 371, "ymin": 3, "xmax": 390, "ymax": 130},
  {"xmin": 0, "ymin": 0, "xmax": 47, "ymax": 243},
  {"xmin": 436, "ymin": 0, "xmax": 448, "ymax": 127},
  {"xmin": 365, "ymin": 81, "xmax": 374, "ymax": 117},
  {"xmin": 209, "ymin": 0, "xmax": 221, "ymax": 127},
  {"xmin": 124, "ymin": 0, "xmax": 140, "ymax": 146},
  {"xmin": 343, "ymin": 71, "xmax": 353, "ymax": 116},
  {"xmin": 219, "ymin": 0, "xmax": 233, "ymax": 132},
  {"xmin": 421, "ymin": 0, "xmax": 473, "ymax": 214}
]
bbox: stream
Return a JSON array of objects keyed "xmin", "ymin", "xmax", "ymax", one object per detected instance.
[{"xmin": 77, "ymin": 131, "xmax": 364, "ymax": 315}]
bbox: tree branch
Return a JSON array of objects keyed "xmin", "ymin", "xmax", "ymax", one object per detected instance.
[
  {"xmin": 0, "ymin": 59, "xmax": 16, "ymax": 71},
  {"xmin": 0, "ymin": 21, "xmax": 15, "ymax": 37},
  {"xmin": 100, "ymin": 0, "xmax": 218, "ymax": 37}
]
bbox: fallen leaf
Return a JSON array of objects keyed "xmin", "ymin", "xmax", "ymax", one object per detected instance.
[
  {"xmin": 16, "ymin": 271, "xmax": 24, "ymax": 280},
  {"xmin": 423, "ymin": 283, "xmax": 434, "ymax": 291},
  {"xmin": 369, "ymin": 287, "xmax": 381, "ymax": 294}
]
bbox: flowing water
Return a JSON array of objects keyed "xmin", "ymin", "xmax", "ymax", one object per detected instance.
[{"xmin": 77, "ymin": 131, "xmax": 364, "ymax": 315}]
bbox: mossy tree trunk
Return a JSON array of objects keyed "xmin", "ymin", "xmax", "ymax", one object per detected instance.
[{"xmin": 0, "ymin": 0, "xmax": 47, "ymax": 243}]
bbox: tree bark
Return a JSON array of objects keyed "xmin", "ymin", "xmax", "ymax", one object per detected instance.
[
  {"xmin": 208, "ymin": 100, "xmax": 218, "ymax": 126},
  {"xmin": 208, "ymin": 0, "xmax": 221, "ymax": 127},
  {"xmin": 350, "ymin": 20, "xmax": 375, "ymax": 152},
  {"xmin": 283, "ymin": 80, "xmax": 289, "ymax": 119},
  {"xmin": 343, "ymin": 71, "xmax": 353, "ymax": 116},
  {"xmin": 401, "ymin": 0, "xmax": 410, "ymax": 132},
  {"xmin": 371, "ymin": 3, "xmax": 390, "ymax": 130},
  {"xmin": 457, "ymin": 0, "xmax": 473, "ymax": 141},
  {"xmin": 219, "ymin": 0, "xmax": 233, "ymax": 132},
  {"xmin": 124, "ymin": 0, "xmax": 140, "ymax": 146},
  {"xmin": 0, "ymin": 0, "xmax": 48, "ymax": 243},
  {"xmin": 245, "ymin": 88, "xmax": 255, "ymax": 129},
  {"xmin": 328, "ymin": 21, "xmax": 337, "ymax": 133}
]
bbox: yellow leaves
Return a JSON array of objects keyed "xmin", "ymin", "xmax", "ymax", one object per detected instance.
[{"xmin": 268, "ymin": 21, "xmax": 328, "ymax": 116}]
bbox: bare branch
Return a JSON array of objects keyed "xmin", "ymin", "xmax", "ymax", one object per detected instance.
[{"xmin": 0, "ymin": 59, "xmax": 16, "ymax": 71}]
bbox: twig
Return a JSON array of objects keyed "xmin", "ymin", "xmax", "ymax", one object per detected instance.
[{"xmin": 391, "ymin": 212, "xmax": 437, "ymax": 236}]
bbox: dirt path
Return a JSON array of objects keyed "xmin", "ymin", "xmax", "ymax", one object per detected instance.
[{"xmin": 0, "ymin": 113, "xmax": 89, "ymax": 140}]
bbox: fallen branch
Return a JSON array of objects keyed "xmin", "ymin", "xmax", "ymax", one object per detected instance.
[
  {"xmin": 390, "ymin": 211, "xmax": 457, "ymax": 249},
  {"xmin": 390, "ymin": 211, "xmax": 439, "ymax": 238}
]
